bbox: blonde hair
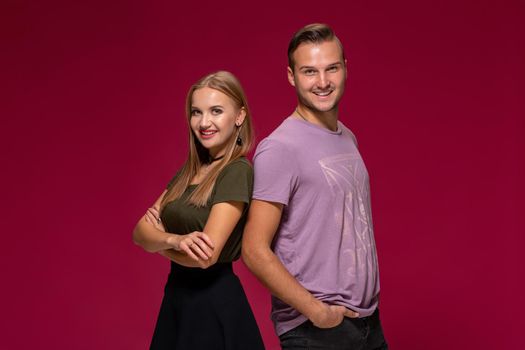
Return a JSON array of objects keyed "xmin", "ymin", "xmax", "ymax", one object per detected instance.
[{"xmin": 161, "ymin": 71, "xmax": 254, "ymax": 208}]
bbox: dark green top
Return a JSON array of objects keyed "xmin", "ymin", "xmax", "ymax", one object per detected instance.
[{"xmin": 160, "ymin": 157, "xmax": 253, "ymax": 263}]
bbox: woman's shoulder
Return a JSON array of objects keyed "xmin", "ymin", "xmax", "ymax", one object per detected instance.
[
  {"xmin": 217, "ymin": 157, "xmax": 253, "ymax": 179},
  {"xmin": 224, "ymin": 156, "xmax": 252, "ymax": 170}
]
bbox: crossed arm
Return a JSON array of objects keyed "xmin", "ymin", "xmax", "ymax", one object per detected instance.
[
  {"xmin": 133, "ymin": 189, "xmax": 244, "ymax": 269},
  {"xmin": 241, "ymin": 199, "xmax": 359, "ymax": 328}
]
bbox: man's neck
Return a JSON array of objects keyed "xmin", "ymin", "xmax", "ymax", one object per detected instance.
[{"xmin": 294, "ymin": 106, "xmax": 339, "ymax": 131}]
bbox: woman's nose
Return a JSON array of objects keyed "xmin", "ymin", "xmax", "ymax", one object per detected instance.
[{"xmin": 199, "ymin": 113, "xmax": 212, "ymax": 128}]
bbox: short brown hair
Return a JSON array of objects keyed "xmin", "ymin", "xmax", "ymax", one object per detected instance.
[{"xmin": 287, "ymin": 23, "xmax": 345, "ymax": 71}]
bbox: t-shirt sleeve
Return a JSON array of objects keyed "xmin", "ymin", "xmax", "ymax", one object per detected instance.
[
  {"xmin": 252, "ymin": 138, "xmax": 297, "ymax": 206},
  {"xmin": 212, "ymin": 159, "xmax": 254, "ymax": 205}
]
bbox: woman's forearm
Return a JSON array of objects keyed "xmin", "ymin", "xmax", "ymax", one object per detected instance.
[
  {"xmin": 132, "ymin": 216, "xmax": 180, "ymax": 253},
  {"xmin": 159, "ymin": 249, "xmax": 212, "ymax": 269}
]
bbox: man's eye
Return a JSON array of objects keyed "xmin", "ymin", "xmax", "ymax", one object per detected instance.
[
  {"xmin": 328, "ymin": 66, "xmax": 338, "ymax": 72},
  {"xmin": 304, "ymin": 70, "xmax": 316, "ymax": 75}
]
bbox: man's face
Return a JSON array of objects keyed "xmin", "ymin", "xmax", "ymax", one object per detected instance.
[{"xmin": 288, "ymin": 40, "xmax": 347, "ymax": 114}]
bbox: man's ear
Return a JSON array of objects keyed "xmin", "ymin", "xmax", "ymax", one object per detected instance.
[{"xmin": 287, "ymin": 66, "xmax": 296, "ymax": 87}]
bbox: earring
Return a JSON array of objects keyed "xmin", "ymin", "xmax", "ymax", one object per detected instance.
[{"xmin": 235, "ymin": 122, "xmax": 242, "ymax": 145}]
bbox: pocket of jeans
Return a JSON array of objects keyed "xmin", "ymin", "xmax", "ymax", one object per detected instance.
[
  {"xmin": 325, "ymin": 318, "xmax": 346, "ymax": 330},
  {"xmin": 309, "ymin": 318, "xmax": 346, "ymax": 333},
  {"xmin": 279, "ymin": 323, "xmax": 309, "ymax": 348}
]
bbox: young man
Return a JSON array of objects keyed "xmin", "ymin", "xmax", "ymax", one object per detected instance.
[{"xmin": 242, "ymin": 24, "xmax": 388, "ymax": 349}]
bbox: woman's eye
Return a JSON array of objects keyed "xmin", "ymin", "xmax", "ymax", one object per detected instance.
[
  {"xmin": 191, "ymin": 110, "xmax": 201, "ymax": 116},
  {"xmin": 212, "ymin": 109, "xmax": 223, "ymax": 115}
]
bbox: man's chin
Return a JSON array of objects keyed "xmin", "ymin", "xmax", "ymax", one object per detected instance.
[
  {"xmin": 310, "ymin": 103, "xmax": 338, "ymax": 114},
  {"xmin": 299, "ymin": 98, "xmax": 339, "ymax": 114}
]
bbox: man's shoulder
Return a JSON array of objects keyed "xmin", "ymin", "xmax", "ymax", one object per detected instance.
[
  {"xmin": 266, "ymin": 117, "xmax": 296, "ymax": 136},
  {"xmin": 258, "ymin": 117, "xmax": 302, "ymax": 148},
  {"xmin": 253, "ymin": 118, "xmax": 303, "ymax": 169},
  {"xmin": 337, "ymin": 120, "xmax": 359, "ymax": 145}
]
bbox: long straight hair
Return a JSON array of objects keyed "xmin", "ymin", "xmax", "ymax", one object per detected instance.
[{"xmin": 161, "ymin": 71, "xmax": 254, "ymax": 208}]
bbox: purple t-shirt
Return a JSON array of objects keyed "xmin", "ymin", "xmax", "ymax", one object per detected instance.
[{"xmin": 253, "ymin": 117, "xmax": 380, "ymax": 336}]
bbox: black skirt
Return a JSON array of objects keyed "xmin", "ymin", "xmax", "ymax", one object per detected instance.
[{"xmin": 150, "ymin": 262, "xmax": 265, "ymax": 350}]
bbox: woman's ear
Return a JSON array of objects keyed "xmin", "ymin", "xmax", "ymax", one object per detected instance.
[{"xmin": 236, "ymin": 108, "xmax": 247, "ymax": 126}]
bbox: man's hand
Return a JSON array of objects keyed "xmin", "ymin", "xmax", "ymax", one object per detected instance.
[{"xmin": 309, "ymin": 301, "xmax": 359, "ymax": 328}]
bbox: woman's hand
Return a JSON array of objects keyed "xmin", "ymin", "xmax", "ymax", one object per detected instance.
[
  {"xmin": 144, "ymin": 206, "xmax": 165, "ymax": 232},
  {"xmin": 144, "ymin": 206, "xmax": 214, "ymax": 261},
  {"xmin": 172, "ymin": 231, "xmax": 215, "ymax": 262}
]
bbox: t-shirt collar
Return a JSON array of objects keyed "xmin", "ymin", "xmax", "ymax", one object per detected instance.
[{"xmin": 286, "ymin": 116, "xmax": 343, "ymax": 135}]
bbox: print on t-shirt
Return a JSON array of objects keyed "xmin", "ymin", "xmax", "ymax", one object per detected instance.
[{"xmin": 319, "ymin": 153, "xmax": 378, "ymax": 278}]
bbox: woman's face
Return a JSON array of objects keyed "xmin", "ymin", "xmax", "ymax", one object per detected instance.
[{"xmin": 190, "ymin": 87, "xmax": 245, "ymax": 157}]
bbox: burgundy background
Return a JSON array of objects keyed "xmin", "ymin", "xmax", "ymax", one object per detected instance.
[{"xmin": 1, "ymin": 0, "xmax": 524, "ymax": 349}]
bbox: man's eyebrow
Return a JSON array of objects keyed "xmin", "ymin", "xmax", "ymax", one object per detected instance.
[{"xmin": 298, "ymin": 62, "xmax": 343, "ymax": 70}]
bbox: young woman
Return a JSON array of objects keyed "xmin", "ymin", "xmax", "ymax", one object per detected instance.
[{"xmin": 133, "ymin": 71, "xmax": 264, "ymax": 349}]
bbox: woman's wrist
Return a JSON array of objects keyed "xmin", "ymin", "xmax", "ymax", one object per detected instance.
[{"xmin": 164, "ymin": 234, "xmax": 180, "ymax": 250}]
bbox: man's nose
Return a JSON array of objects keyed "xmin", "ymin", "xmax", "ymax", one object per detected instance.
[{"xmin": 317, "ymin": 73, "xmax": 330, "ymax": 89}]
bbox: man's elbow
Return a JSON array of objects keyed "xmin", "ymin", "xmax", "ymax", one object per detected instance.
[{"xmin": 242, "ymin": 240, "xmax": 262, "ymax": 271}]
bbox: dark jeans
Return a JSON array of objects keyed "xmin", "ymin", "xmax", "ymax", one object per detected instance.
[{"xmin": 279, "ymin": 309, "xmax": 388, "ymax": 350}]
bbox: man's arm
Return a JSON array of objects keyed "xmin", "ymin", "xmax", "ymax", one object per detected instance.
[{"xmin": 242, "ymin": 199, "xmax": 359, "ymax": 328}]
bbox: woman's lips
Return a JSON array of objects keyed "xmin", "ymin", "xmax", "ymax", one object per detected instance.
[{"xmin": 199, "ymin": 130, "xmax": 217, "ymax": 139}]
